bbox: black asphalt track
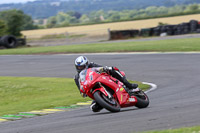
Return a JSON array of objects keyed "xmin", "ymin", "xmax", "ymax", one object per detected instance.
[{"xmin": 0, "ymin": 53, "xmax": 200, "ymax": 133}]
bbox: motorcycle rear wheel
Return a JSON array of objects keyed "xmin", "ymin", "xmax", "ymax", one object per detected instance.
[
  {"xmin": 94, "ymin": 91, "xmax": 120, "ymax": 112},
  {"xmin": 134, "ymin": 90, "xmax": 149, "ymax": 108}
]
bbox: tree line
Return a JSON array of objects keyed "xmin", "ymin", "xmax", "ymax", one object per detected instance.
[
  {"xmin": 1, "ymin": 0, "xmax": 199, "ymax": 19},
  {"xmin": 0, "ymin": 3, "xmax": 200, "ymax": 36},
  {"xmin": 44, "ymin": 4, "xmax": 200, "ymax": 28}
]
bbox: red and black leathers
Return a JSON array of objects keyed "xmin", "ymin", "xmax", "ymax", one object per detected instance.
[{"xmin": 74, "ymin": 62, "xmax": 138, "ymax": 91}]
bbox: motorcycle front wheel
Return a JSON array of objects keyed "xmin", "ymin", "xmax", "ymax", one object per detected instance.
[{"xmin": 93, "ymin": 91, "xmax": 120, "ymax": 112}]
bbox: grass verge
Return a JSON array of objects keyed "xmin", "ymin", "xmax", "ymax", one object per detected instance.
[
  {"xmin": 0, "ymin": 38, "xmax": 200, "ymax": 55},
  {"xmin": 0, "ymin": 76, "xmax": 150, "ymax": 116},
  {"xmin": 141, "ymin": 125, "xmax": 200, "ymax": 133}
]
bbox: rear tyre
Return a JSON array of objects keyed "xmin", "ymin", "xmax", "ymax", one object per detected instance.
[
  {"xmin": 93, "ymin": 91, "xmax": 120, "ymax": 112},
  {"xmin": 134, "ymin": 90, "xmax": 149, "ymax": 108}
]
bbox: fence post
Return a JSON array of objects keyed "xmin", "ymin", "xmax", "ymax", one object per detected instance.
[{"xmin": 107, "ymin": 28, "xmax": 111, "ymax": 40}]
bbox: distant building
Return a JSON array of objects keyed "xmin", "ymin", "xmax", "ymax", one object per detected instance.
[{"xmin": 50, "ymin": 2, "xmax": 60, "ymax": 7}]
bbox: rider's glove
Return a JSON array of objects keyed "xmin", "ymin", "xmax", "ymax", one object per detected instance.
[
  {"xmin": 98, "ymin": 67, "xmax": 105, "ymax": 73},
  {"xmin": 103, "ymin": 66, "xmax": 112, "ymax": 74}
]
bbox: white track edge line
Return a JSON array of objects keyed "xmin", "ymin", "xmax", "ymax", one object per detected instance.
[{"xmin": 142, "ymin": 82, "xmax": 157, "ymax": 93}]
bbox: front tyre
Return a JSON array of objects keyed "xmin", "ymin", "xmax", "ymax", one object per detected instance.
[{"xmin": 93, "ymin": 91, "xmax": 120, "ymax": 112}]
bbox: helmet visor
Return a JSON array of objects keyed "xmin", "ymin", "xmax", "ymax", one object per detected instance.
[
  {"xmin": 77, "ymin": 66, "xmax": 85, "ymax": 70},
  {"xmin": 76, "ymin": 65, "xmax": 86, "ymax": 72}
]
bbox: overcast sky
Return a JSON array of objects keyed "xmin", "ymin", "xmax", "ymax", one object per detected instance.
[{"xmin": 0, "ymin": 0, "xmax": 36, "ymax": 4}]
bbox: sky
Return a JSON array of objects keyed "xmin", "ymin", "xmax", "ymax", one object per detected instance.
[{"xmin": 0, "ymin": 0, "xmax": 36, "ymax": 4}]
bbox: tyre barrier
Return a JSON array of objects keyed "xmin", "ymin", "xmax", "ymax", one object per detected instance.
[
  {"xmin": 0, "ymin": 35, "xmax": 26, "ymax": 49},
  {"xmin": 140, "ymin": 28, "xmax": 154, "ymax": 37},
  {"xmin": 109, "ymin": 19, "xmax": 200, "ymax": 40},
  {"xmin": 109, "ymin": 29, "xmax": 139, "ymax": 40},
  {"xmin": 149, "ymin": 20, "xmax": 200, "ymax": 36}
]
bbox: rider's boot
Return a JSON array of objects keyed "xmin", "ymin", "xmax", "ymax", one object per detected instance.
[
  {"xmin": 121, "ymin": 77, "xmax": 140, "ymax": 93},
  {"xmin": 90, "ymin": 101, "xmax": 103, "ymax": 112},
  {"xmin": 110, "ymin": 69, "xmax": 140, "ymax": 93}
]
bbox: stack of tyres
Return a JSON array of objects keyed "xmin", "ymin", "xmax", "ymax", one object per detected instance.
[
  {"xmin": 177, "ymin": 24, "xmax": 184, "ymax": 35},
  {"xmin": 181, "ymin": 23, "xmax": 190, "ymax": 34},
  {"xmin": 172, "ymin": 23, "xmax": 189, "ymax": 35},
  {"xmin": 173, "ymin": 25, "xmax": 179, "ymax": 35},
  {"xmin": 150, "ymin": 20, "xmax": 200, "ymax": 36},
  {"xmin": 165, "ymin": 25, "xmax": 175, "ymax": 35},
  {"xmin": 190, "ymin": 20, "xmax": 199, "ymax": 33},
  {"xmin": 152, "ymin": 25, "xmax": 175, "ymax": 36},
  {"xmin": 153, "ymin": 26, "xmax": 162, "ymax": 36},
  {"xmin": 0, "ymin": 35, "xmax": 18, "ymax": 48},
  {"xmin": 109, "ymin": 19, "xmax": 200, "ymax": 39},
  {"xmin": 160, "ymin": 26, "xmax": 167, "ymax": 34}
]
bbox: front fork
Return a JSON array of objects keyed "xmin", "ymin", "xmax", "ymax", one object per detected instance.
[{"xmin": 92, "ymin": 83, "xmax": 112, "ymax": 99}]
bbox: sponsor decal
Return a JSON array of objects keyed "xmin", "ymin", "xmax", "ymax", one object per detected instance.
[
  {"xmin": 84, "ymin": 81, "xmax": 87, "ymax": 85},
  {"xmin": 116, "ymin": 88, "xmax": 119, "ymax": 92},
  {"xmin": 89, "ymin": 75, "xmax": 93, "ymax": 81},
  {"xmin": 120, "ymin": 88, "xmax": 124, "ymax": 91},
  {"xmin": 129, "ymin": 97, "xmax": 136, "ymax": 102},
  {"xmin": 81, "ymin": 86, "xmax": 85, "ymax": 92},
  {"xmin": 89, "ymin": 72, "xmax": 93, "ymax": 76}
]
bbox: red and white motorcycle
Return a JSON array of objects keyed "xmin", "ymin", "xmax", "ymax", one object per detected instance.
[{"xmin": 79, "ymin": 67, "xmax": 149, "ymax": 112}]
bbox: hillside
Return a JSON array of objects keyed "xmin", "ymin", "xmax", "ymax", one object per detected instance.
[{"xmin": 0, "ymin": 0, "xmax": 200, "ymax": 18}]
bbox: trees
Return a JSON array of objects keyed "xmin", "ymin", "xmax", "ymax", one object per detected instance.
[
  {"xmin": 22, "ymin": 14, "xmax": 38, "ymax": 30},
  {"xmin": 46, "ymin": 12, "xmax": 80, "ymax": 28},
  {"xmin": 44, "ymin": 3, "xmax": 200, "ymax": 28},
  {"xmin": 0, "ymin": 10, "xmax": 24, "ymax": 36},
  {"xmin": 0, "ymin": 20, "xmax": 8, "ymax": 36},
  {"xmin": 188, "ymin": 4, "xmax": 199, "ymax": 12},
  {"xmin": 0, "ymin": 9, "xmax": 36, "ymax": 36},
  {"xmin": 80, "ymin": 15, "xmax": 90, "ymax": 23},
  {"xmin": 46, "ymin": 16, "xmax": 57, "ymax": 28}
]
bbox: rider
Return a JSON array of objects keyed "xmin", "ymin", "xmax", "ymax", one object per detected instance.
[{"xmin": 74, "ymin": 56, "xmax": 139, "ymax": 112}]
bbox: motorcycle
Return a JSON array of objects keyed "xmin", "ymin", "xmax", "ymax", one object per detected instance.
[{"xmin": 79, "ymin": 67, "xmax": 149, "ymax": 112}]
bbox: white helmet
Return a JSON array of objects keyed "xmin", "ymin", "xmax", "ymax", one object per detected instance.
[{"xmin": 75, "ymin": 56, "xmax": 89, "ymax": 72}]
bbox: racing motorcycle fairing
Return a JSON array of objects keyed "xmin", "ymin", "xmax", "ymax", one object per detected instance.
[{"xmin": 79, "ymin": 67, "xmax": 139, "ymax": 108}]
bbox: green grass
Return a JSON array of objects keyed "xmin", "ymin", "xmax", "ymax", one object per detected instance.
[
  {"xmin": 141, "ymin": 125, "xmax": 200, "ymax": 133},
  {"xmin": 0, "ymin": 37, "xmax": 200, "ymax": 55},
  {"xmin": 0, "ymin": 76, "xmax": 149, "ymax": 116}
]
